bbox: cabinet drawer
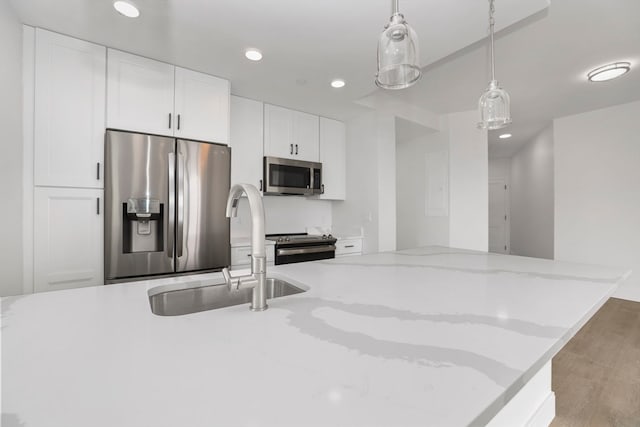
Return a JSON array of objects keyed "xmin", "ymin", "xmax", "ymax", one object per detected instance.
[
  {"xmin": 335, "ymin": 238, "xmax": 362, "ymax": 255},
  {"xmin": 231, "ymin": 245, "xmax": 275, "ymax": 266}
]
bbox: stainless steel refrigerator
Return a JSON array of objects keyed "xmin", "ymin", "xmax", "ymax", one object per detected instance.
[{"xmin": 105, "ymin": 130, "xmax": 230, "ymax": 282}]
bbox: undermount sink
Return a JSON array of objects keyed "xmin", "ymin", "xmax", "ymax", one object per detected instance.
[{"xmin": 149, "ymin": 278, "xmax": 305, "ymax": 316}]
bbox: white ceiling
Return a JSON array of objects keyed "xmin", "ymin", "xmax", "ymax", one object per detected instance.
[{"xmin": 10, "ymin": 0, "xmax": 547, "ymax": 121}]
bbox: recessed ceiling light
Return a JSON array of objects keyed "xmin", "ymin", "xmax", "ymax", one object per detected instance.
[
  {"xmin": 499, "ymin": 133, "xmax": 512, "ymax": 139},
  {"xmin": 245, "ymin": 49, "xmax": 263, "ymax": 61},
  {"xmin": 331, "ymin": 79, "xmax": 346, "ymax": 88},
  {"xmin": 113, "ymin": 1, "xmax": 139, "ymax": 18},
  {"xmin": 587, "ymin": 62, "xmax": 631, "ymax": 82}
]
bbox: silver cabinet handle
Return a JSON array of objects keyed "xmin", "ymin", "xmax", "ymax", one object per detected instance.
[
  {"xmin": 295, "ymin": 144, "xmax": 298, "ymax": 155},
  {"xmin": 96, "ymin": 197, "xmax": 100, "ymax": 215},
  {"xmin": 290, "ymin": 144, "xmax": 293, "ymax": 155},
  {"xmin": 259, "ymin": 179, "xmax": 263, "ymax": 192},
  {"xmin": 177, "ymin": 114, "xmax": 181, "ymax": 130},
  {"xmin": 168, "ymin": 113, "xmax": 172, "ymax": 129},
  {"xmin": 96, "ymin": 162, "xmax": 101, "ymax": 180},
  {"xmin": 176, "ymin": 152, "xmax": 185, "ymax": 258},
  {"xmin": 167, "ymin": 152, "xmax": 175, "ymax": 258},
  {"xmin": 344, "ymin": 245, "xmax": 355, "ymax": 248},
  {"xmin": 321, "ymin": 184, "xmax": 325, "ymax": 194}
]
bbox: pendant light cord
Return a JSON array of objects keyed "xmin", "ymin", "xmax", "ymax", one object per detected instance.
[
  {"xmin": 392, "ymin": 0, "xmax": 399, "ymax": 16},
  {"xmin": 489, "ymin": 0, "xmax": 496, "ymax": 81}
]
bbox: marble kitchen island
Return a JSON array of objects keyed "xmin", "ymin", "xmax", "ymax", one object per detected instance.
[{"xmin": 1, "ymin": 247, "xmax": 630, "ymax": 427}]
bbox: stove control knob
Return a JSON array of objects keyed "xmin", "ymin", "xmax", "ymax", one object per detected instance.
[
  {"xmin": 285, "ymin": 236, "xmax": 291, "ymax": 242},
  {"xmin": 328, "ymin": 234, "xmax": 333, "ymax": 239},
  {"xmin": 322, "ymin": 234, "xmax": 327, "ymax": 239}
]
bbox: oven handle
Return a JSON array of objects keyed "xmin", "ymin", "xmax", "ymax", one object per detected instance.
[{"xmin": 277, "ymin": 245, "xmax": 336, "ymax": 256}]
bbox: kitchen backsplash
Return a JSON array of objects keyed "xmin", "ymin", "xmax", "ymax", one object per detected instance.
[{"xmin": 230, "ymin": 196, "xmax": 333, "ymax": 238}]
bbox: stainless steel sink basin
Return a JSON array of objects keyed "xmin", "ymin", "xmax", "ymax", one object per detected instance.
[{"xmin": 149, "ymin": 278, "xmax": 305, "ymax": 316}]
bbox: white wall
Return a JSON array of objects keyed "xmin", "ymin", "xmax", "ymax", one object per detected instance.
[
  {"xmin": 396, "ymin": 132, "xmax": 449, "ymax": 250},
  {"xmin": 448, "ymin": 111, "xmax": 488, "ymax": 251},
  {"xmin": 555, "ymin": 100, "xmax": 640, "ymax": 302},
  {"xmin": 0, "ymin": 2, "xmax": 24, "ymax": 296},
  {"xmin": 332, "ymin": 111, "xmax": 396, "ymax": 254},
  {"xmin": 231, "ymin": 196, "xmax": 332, "ymax": 238},
  {"xmin": 510, "ymin": 124, "xmax": 554, "ymax": 259}
]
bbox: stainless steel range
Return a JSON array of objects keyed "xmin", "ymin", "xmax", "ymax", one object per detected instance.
[{"xmin": 266, "ymin": 233, "xmax": 337, "ymax": 265}]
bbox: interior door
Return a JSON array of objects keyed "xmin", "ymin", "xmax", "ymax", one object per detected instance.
[
  {"xmin": 176, "ymin": 140, "xmax": 230, "ymax": 272},
  {"xmin": 489, "ymin": 180, "xmax": 509, "ymax": 254}
]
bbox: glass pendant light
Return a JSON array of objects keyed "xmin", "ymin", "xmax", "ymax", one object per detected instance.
[
  {"xmin": 376, "ymin": 0, "xmax": 421, "ymax": 90},
  {"xmin": 477, "ymin": 0, "xmax": 512, "ymax": 129}
]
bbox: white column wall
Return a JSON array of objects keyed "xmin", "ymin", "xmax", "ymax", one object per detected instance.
[
  {"xmin": 555, "ymin": 100, "xmax": 640, "ymax": 302},
  {"xmin": 448, "ymin": 111, "xmax": 489, "ymax": 251}
]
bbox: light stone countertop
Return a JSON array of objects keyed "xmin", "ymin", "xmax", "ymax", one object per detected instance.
[{"xmin": 0, "ymin": 246, "xmax": 630, "ymax": 427}]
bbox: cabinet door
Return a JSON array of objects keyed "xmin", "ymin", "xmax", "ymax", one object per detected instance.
[
  {"xmin": 264, "ymin": 104, "xmax": 295, "ymax": 159},
  {"xmin": 107, "ymin": 49, "xmax": 175, "ymax": 136},
  {"xmin": 34, "ymin": 187, "xmax": 104, "ymax": 292},
  {"xmin": 230, "ymin": 96, "xmax": 264, "ymax": 190},
  {"xmin": 174, "ymin": 67, "xmax": 230, "ymax": 143},
  {"xmin": 293, "ymin": 111, "xmax": 320, "ymax": 162},
  {"xmin": 34, "ymin": 29, "xmax": 106, "ymax": 188},
  {"xmin": 319, "ymin": 118, "xmax": 346, "ymax": 200}
]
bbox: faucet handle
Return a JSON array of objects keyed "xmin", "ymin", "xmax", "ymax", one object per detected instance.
[{"xmin": 222, "ymin": 267, "xmax": 240, "ymax": 291}]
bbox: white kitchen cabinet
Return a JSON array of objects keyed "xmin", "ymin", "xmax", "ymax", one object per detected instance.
[
  {"xmin": 107, "ymin": 50, "xmax": 230, "ymax": 142},
  {"xmin": 174, "ymin": 67, "xmax": 230, "ymax": 144},
  {"xmin": 230, "ymin": 96, "xmax": 264, "ymax": 190},
  {"xmin": 34, "ymin": 29, "xmax": 106, "ymax": 188},
  {"xmin": 107, "ymin": 49, "xmax": 175, "ymax": 136},
  {"xmin": 319, "ymin": 118, "xmax": 346, "ymax": 200},
  {"xmin": 264, "ymin": 104, "xmax": 319, "ymax": 162},
  {"xmin": 34, "ymin": 187, "xmax": 104, "ymax": 292},
  {"xmin": 335, "ymin": 237, "xmax": 363, "ymax": 257}
]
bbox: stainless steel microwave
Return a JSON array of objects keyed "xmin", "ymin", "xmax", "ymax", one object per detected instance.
[{"xmin": 263, "ymin": 156, "xmax": 322, "ymax": 196}]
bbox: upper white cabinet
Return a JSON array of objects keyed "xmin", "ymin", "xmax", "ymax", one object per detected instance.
[
  {"xmin": 319, "ymin": 118, "xmax": 346, "ymax": 200},
  {"xmin": 107, "ymin": 49, "xmax": 229, "ymax": 143},
  {"xmin": 230, "ymin": 96, "xmax": 264, "ymax": 190},
  {"xmin": 174, "ymin": 67, "xmax": 230, "ymax": 144},
  {"xmin": 34, "ymin": 29, "xmax": 106, "ymax": 188},
  {"xmin": 264, "ymin": 104, "xmax": 319, "ymax": 162},
  {"xmin": 34, "ymin": 187, "xmax": 104, "ymax": 293},
  {"xmin": 107, "ymin": 49, "xmax": 175, "ymax": 136}
]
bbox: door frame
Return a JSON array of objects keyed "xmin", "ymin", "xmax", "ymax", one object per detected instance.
[{"xmin": 489, "ymin": 178, "xmax": 511, "ymax": 254}]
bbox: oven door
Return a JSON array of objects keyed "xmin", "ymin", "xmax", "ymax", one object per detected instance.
[
  {"xmin": 263, "ymin": 157, "xmax": 321, "ymax": 195},
  {"xmin": 275, "ymin": 244, "xmax": 336, "ymax": 265}
]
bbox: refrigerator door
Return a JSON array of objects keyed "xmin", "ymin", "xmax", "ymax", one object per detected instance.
[
  {"xmin": 105, "ymin": 130, "xmax": 175, "ymax": 280},
  {"xmin": 175, "ymin": 139, "xmax": 230, "ymax": 272}
]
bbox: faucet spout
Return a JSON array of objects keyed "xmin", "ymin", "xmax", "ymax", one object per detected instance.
[{"xmin": 222, "ymin": 184, "xmax": 268, "ymax": 311}]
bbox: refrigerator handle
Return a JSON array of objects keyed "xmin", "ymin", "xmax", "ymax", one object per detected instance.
[
  {"xmin": 177, "ymin": 152, "xmax": 185, "ymax": 258},
  {"xmin": 168, "ymin": 152, "xmax": 175, "ymax": 258}
]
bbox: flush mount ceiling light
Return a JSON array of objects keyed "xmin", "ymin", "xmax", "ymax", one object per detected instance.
[
  {"xmin": 113, "ymin": 1, "xmax": 139, "ymax": 18},
  {"xmin": 375, "ymin": 0, "xmax": 421, "ymax": 90},
  {"xmin": 330, "ymin": 79, "xmax": 346, "ymax": 88},
  {"xmin": 499, "ymin": 133, "xmax": 512, "ymax": 139},
  {"xmin": 245, "ymin": 49, "xmax": 263, "ymax": 61},
  {"xmin": 477, "ymin": 0, "xmax": 511, "ymax": 130},
  {"xmin": 587, "ymin": 62, "xmax": 631, "ymax": 82}
]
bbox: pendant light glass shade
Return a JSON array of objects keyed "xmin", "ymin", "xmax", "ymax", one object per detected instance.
[
  {"xmin": 376, "ymin": 1, "xmax": 421, "ymax": 90},
  {"xmin": 477, "ymin": 0, "xmax": 511, "ymax": 130},
  {"xmin": 478, "ymin": 80, "xmax": 511, "ymax": 129}
]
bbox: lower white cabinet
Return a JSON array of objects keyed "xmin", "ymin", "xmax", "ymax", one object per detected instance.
[
  {"xmin": 34, "ymin": 187, "xmax": 104, "ymax": 292},
  {"xmin": 335, "ymin": 238, "xmax": 363, "ymax": 257}
]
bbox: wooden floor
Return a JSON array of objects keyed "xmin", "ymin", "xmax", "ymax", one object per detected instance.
[{"xmin": 551, "ymin": 297, "xmax": 640, "ymax": 427}]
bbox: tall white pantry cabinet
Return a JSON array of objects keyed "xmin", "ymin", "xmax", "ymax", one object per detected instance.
[
  {"xmin": 25, "ymin": 28, "xmax": 231, "ymax": 293},
  {"xmin": 31, "ymin": 29, "xmax": 105, "ymax": 292}
]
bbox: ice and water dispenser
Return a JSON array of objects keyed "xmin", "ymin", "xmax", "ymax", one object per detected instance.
[{"xmin": 122, "ymin": 198, "xmax": 164, "ymax": 253}]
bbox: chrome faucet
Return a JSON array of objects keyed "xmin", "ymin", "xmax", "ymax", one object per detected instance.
[{"xmin": 221, "ymin": 184, "xmax": 268, "ymax": 311}]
